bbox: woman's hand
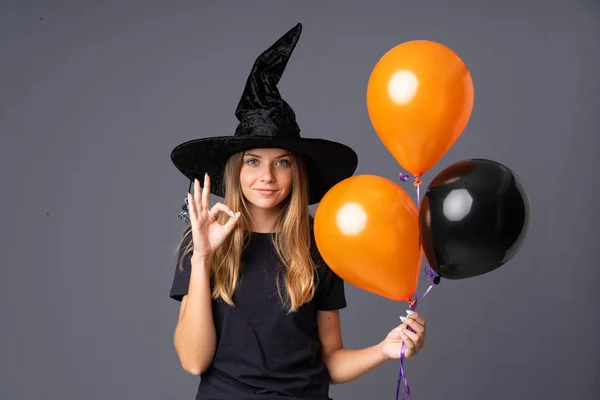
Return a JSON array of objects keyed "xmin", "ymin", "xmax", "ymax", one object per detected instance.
[
  {"xmin": 380, "ymin": 311, "xmax": 426, "ymax": 360},
  {"xmin": 187, "ymin": 173, "xmax": 241, "ymax": 261}
]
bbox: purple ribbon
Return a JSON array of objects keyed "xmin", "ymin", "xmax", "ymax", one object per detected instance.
[{"xmin": 399, "ymin": 173, "xmax": 410, "ymax": 182}]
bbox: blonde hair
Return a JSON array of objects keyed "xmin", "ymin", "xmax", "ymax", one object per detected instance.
[{"xmin": 176, "ymin": 151, "xmax": 316, "ymax": 313}]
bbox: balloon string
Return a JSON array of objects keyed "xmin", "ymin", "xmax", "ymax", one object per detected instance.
[
  {"xmin": 398, "ymin": 173, "xmax": 422, "ymax": 208},
  {"xmin": 413, "ymin": 176, "xmax": 422, "ymax": 209},
  {"xmin": 396, "ymin": 172, "xmax": 439, "ymax": 399},
  {"xmin": 396, "ymin": 305, "xmax": 414, "ymax": 400},
  {"xmin": 395, "ymin": 265, "xmax": 439, "ymax": 400}
]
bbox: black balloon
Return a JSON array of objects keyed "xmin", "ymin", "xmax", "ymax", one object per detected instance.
[{"xmin": 419, "ymin": 159, "xmax": 531, "ymax": 280}]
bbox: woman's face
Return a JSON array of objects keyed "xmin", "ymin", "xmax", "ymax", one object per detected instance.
[{"xmin": 239, "ymin": 148, "xmax": 293, "ymax": 210}]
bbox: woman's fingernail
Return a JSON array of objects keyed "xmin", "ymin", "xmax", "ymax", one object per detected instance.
[
  {"xmin": 399, "ymin": 316, "xmax": 407, "ymax": 322},
  {"xmin": 230, "ymin": 211, "xmax": 235, "ymax": 217},
  {"xmin": 406, "ymin": 310, "xmax": 414, "ymax": 315}
]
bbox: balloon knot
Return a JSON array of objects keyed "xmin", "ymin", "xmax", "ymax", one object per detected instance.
[
  {"xmin": 413, "ymin": 177, "xmax": 422, "ymax": 187},
  {"xmin": 408, "ymin": 298, "xmax": 417, "ymax": 311}
]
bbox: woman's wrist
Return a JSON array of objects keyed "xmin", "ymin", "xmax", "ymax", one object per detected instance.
[
  {"xmin": 191, "ymin": 253, "xmax": 213, "ymax": 274},
  {"xmin": 377, "ymin": 340, "xmax": 391, "ymax": 362}
]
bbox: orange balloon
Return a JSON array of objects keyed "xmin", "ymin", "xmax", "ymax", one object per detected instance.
[
  {"xmin": 314, "ymin": 175, "xmax": 422, "ymax": 302},
  {"xmin": 367, "ymin": 40, "xmax": 474, "ymax": 178}
]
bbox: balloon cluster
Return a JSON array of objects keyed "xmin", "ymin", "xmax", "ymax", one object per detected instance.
[{"xmin": 313, "ymin": 40, "xmax": 531, "ymax": 399}]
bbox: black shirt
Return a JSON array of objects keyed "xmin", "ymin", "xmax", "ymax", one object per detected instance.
[{"xmin": 169, "ymin": 230, "xmax": 346, "ymax": 400}]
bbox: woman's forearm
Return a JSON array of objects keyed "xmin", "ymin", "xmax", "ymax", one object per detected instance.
[
  {"xmin": 324, "ymin": 342, "xmax": 390, "ymax": 384},
  {"xmin": 174, "ymin": 255, "xmax": 216, "ymax": 375}
]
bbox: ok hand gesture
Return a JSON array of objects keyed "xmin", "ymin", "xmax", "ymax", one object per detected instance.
[{"xmin": 187, "ymin": 173, "xmax": 241, "ymax": 261}]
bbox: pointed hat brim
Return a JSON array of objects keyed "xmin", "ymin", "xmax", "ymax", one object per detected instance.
[{"xmin": 170, "ymin": 135, "xmax": 358, "ymax": 205}]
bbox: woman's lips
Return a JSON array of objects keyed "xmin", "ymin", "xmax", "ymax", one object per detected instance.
[{"xmin": 255, "ymin": 189, "xmax": 277, "ymax": 197}]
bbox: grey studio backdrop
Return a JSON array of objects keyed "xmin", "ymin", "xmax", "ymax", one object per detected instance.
[{"xmin": 1, "ymin": 1, "xmax": 598, "ymax": 399}]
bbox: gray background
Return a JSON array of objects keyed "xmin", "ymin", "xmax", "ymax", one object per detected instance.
[{"xmin": 1, "ymin": 0, "xmax": 598, "ymax": 399}]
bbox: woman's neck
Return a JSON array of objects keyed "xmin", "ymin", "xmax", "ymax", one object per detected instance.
[{"xmin": 247, "ymin": 204, "xmax": 281, "ymax": 233}]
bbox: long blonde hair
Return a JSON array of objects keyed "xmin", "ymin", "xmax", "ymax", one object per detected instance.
[{"xmin": 176, "ymin": 151, "xmax": 316, "ymax": 313}]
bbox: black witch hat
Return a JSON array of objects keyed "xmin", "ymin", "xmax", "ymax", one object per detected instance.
[{"xmin": 171, "ymin": 23, "xmax": 358, "ymax": 221}]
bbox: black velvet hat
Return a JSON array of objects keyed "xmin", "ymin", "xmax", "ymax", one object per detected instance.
[{"xmin": 171, "ymin": 23, "xmax": 358, "ymax": 221}]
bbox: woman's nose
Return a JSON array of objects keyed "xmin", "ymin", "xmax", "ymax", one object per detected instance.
[{"xmin": 259, "ymin": 166, "xmax": 275, "ymax": 182}]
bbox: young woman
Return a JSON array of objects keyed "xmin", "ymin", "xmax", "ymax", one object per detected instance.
[{"xmin": 169, "ymin": 23, "xmax": 426, "ymax": 400}]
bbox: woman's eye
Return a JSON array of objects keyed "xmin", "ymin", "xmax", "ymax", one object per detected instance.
[
  {"xmin": 276, "ymin": 159, "xmax": 290, "ymax": 166},
  {"xmin": 246, "ymin": 159, "xmax": 258, "ymax": 165}
]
